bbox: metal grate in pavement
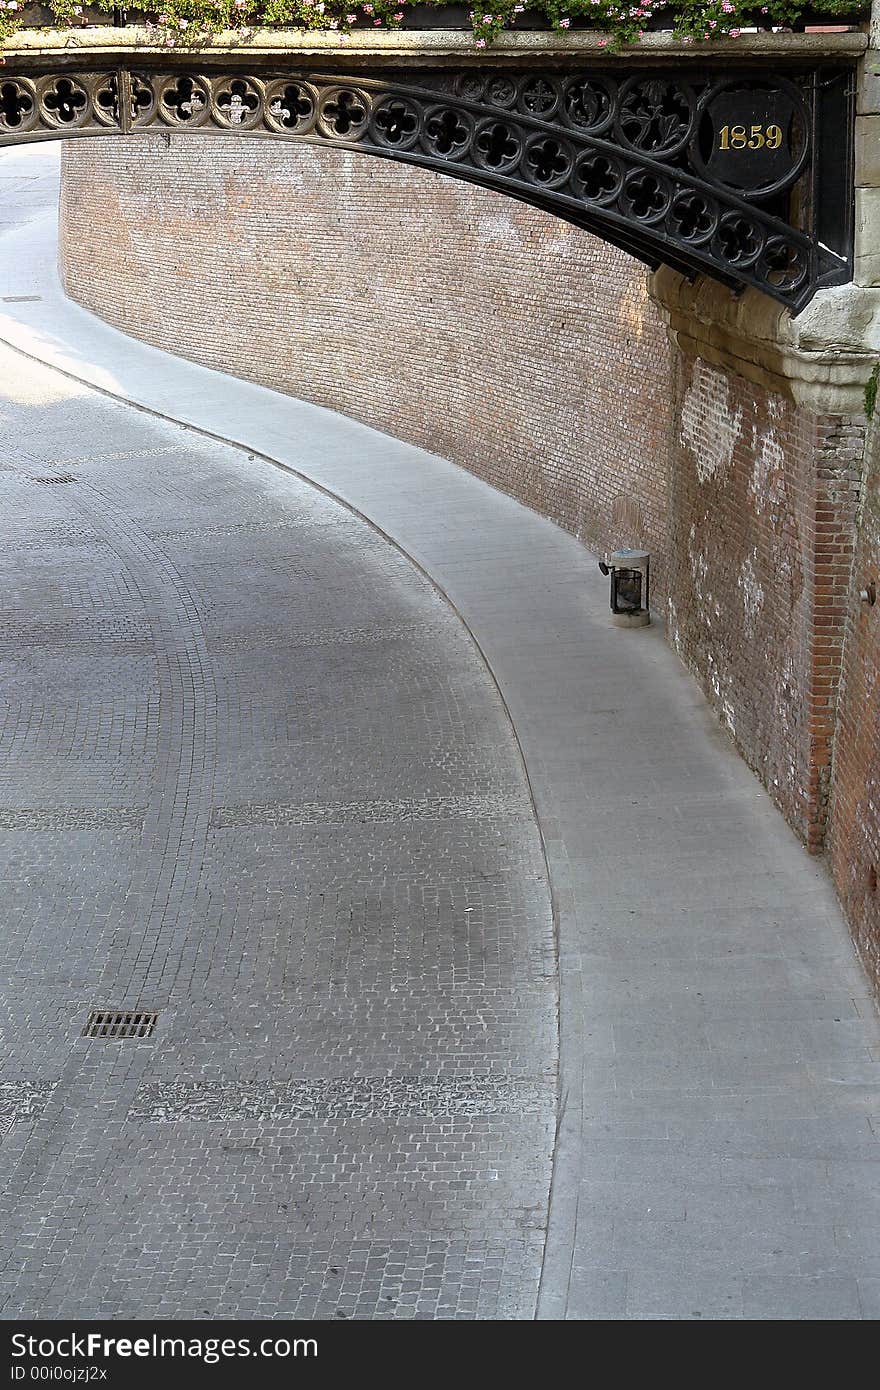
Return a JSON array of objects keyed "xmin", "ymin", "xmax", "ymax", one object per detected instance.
[
  {"xmin": 82, "ymin": 1011, "xmax": 158, "ymax": 1040},
  {"xmin": 33, "ymin": 475, "xmax": 77, "ymax": 485}
]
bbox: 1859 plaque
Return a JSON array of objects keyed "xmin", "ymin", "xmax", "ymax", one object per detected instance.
[{"xmin": 699, "ymin": 83, "xmax": 803, "ymax": 193}]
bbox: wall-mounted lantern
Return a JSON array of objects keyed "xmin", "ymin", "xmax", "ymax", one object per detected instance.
[{"xmin": 598, "ymin": 549, "xmax": 651, "ymax": 627}]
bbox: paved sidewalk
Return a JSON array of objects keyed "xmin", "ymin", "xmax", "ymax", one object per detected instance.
[{"xmin": 2, "ymin": 145, "xmax": 880, "ymax": 1319}]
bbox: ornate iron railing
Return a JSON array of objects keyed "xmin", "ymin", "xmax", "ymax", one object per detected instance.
[{"xmin": 0, "ymin": 53, "xmax": 856, "ymax": 310}]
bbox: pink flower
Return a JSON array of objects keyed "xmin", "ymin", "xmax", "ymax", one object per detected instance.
[
  {"xmin": 346, "ymin": 10, "xmax": 357, "ymax": 18},
  {"xmin": 362, "ymin": 2, "xmax": 373, "ymax": 10},
  {"xmin": 393, "ymin": 10, "xmax": 404, "ymax": 18},
  {"xmin": 559, "ymin": 16, "xmax": 570, "ymax": 26},
  {"xmin": 373, "ymin": 16, "xmax": 382, "ymax": 23},
  {"xmin": 597, "ymin": 37, "xmax": 607, "ymax": 45},
  {"xmin": 730, "ymin": 26, "xmax": 741, "ymax": 34},
  {"xmin": 475, "ymin": 36, "xmax": 486, "ymax": 46}
]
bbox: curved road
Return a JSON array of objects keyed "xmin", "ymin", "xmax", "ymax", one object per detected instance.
[
  {"xmin": 0, "ymin": 148, "xmax": 556, "ymax": 1318},
  {"xmin": 2, "ymin": 144, "xmax": 880, "ymax": 1321}
]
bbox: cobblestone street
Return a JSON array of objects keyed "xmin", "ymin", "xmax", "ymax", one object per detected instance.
[
  {"xmin": 0, "ymin": 336, "xmax": 557, "ymax": 1319},
  {"xmin": 3, "ymin": 144, "xmax": 880, "ymax": 1321}
]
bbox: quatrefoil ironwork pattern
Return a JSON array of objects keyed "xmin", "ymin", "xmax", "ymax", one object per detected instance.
[
  {"xmin": 319, "ymin": 87, "xmax": 370, "ymax": 139},
  {"xmin": 573, "ymin": 151, "xmax": 623, "ymax": 205},
  {"xmin": 213, "ymin": 78, "xmax": 263, "ymax": 130},
  {"xmin": 39, "ymin": 78, "xmax": 89, "ymax": 130},
  {"xmin": 371, "ymin": 98, "xmax": 419, "ymax": 150},
  {"xmin": 474, "ymin": 119, "xmax": 522, "ymax": 172},
  {"xmin": 0, "ymin": 59, "xmax": 853, "ymax": 311},
  {"xmin": 423, "ymin": 106, "xmax": 472, "ymax": 160},
  {"xmin": 264, "ymin": 80, "xmax": 317, "ymax": 134},
  {"xmin": 158, "ymin": 76, "xmax": 209, "ymax": 127},
  {"xmin": 0, "ymin": 80, "xmax": 37, "ymax": 133}
]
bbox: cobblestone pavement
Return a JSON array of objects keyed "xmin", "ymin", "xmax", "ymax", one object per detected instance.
[
  {"xmin": 3, "ymin": 145, "xmax": 880, "ymax": 1320},
  {"xmin": 0, "ymin": 338, "xmax": 557, "ymax": 1319}
]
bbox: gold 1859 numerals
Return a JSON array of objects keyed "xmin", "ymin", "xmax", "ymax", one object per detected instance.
[{"xmin": 718, "ymin": 123, "xmax": 784, "ymax": 151}]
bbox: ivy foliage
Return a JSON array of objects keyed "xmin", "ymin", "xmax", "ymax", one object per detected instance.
[{"xmin": 0, "ymin": 0, "xmax": 869, "ymax": 51}]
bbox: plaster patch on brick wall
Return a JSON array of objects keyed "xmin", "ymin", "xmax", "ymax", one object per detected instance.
[
  {"xmin": 667, "ymin": 359, "xmax": 826, "ymax": 850},
  {"xmin": 771, "ymin": 650, "xmax": 800, "ymax": 797},
  {"xmin": 476, "ymin": 211, "xmax": 527, "ymax": 249},
  {"xmin": 269, "ymin": 166, "xmax": 307, "ymax": 194},
  {"xmin": 706, "ymin": 651, "xmax": 736, "ymax": 736},
  {"xmin": 666, "ymin": 596, "xmax": 683, "ymax": 655},
  {"xmin": 618, "ymin": 281, "xmax": 647, "ymax": 342},
  {"xmin": 687, "ymin": 523, "xmax": 713, "ymax": 632},
  {"xmin": 681, "ymin": 361, "xmax": 742, "ymax": 483},
  {"xmin": 749, "ymin": 430, "xmax": 785, "ymax": 513},
  {"xmin": 738, "ymin": 550, "xmax": 764, "ymax": 638}
]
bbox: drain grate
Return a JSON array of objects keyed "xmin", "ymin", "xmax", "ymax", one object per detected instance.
[
  {"xmin": 33, "ymin": 475, "xmax": 77, "ymax": 485},
  {"xmin": 2, "ymin": 295, "xmax": 42, "ymax": 303},
  {"xmin": 83, "ymin": 1010, "xmax": 158, "ymax": 1040}
]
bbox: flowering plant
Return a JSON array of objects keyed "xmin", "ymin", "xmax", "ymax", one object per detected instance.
[{"xmin": 0, "ymin": 0, "xmax": 869, "ymax": 51}]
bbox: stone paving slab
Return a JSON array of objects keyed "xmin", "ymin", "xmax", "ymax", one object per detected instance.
[{"xmin": 1, "ymin": 144, "xmax": 880, "ymax": 1319}]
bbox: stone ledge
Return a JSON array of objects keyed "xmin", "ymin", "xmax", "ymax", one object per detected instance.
[
  {"xmin": 1, "ymin": 27, "xmax": 870, "ymax": 64},
  {"xmin": 649, "ymin": 266, "xmax": 880, "ymax": 414}
]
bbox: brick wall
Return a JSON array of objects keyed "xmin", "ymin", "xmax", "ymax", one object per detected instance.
[
  {"xmin": 665, "ymin": 350, "xmax": 863, "ymax": 850},
  {"xmin": 58, "ymin": 133, "xmax": 880, "ymax": 985},
  {"xmin": 829, "ymin": 421, "xmax": 880, "ymax": 991},
  {"xmin": 58, "ymin": 133, "xmax": 673, "ymax": 591}
]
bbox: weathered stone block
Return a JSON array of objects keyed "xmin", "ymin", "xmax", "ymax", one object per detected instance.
[
  {"xmin": 856, "ymin": 114, "xmax": 880, "ymax": 186},
  {"xmin": 856, "ymin": 188, "xmax": 880, "ymax": 282}
]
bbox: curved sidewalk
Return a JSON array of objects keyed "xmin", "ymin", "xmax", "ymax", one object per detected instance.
[{"xmin": 2, "ymin": 149, "xmax": 879, "ymax": 1320}]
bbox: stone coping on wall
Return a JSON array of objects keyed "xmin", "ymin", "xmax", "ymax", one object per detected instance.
[
  {"xmin": 2, "ymin": 28, "xmax": 869, "ymax": 63},
  {"xmin": 650, "ymin": 267, "xmax": 880, "ymax": 414}
]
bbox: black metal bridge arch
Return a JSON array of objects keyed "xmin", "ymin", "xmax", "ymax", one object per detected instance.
[{"xmin": 0, "ymin": 45, "xmax": 856, "ymax": 311}]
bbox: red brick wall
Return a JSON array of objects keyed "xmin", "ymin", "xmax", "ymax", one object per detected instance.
[
  {"xmin": 58, "ymin": 132, "xmax": 673, "ymax": 591},
  {"xmin": 665, "ymin": 350, "xmax": 863, "ymax": 851},
  {"xmin": 829, "ymin": 422, "xmax": 880, "ymax": 991}
]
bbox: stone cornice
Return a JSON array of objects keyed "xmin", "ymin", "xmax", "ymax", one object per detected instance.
[
  {"xmin": 649, "ymin": 266, "xmax": 880, "ymax": 415},
  {"xmin": 1, "ymin": 28, "xmax": 869, "ymax": 66}
]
